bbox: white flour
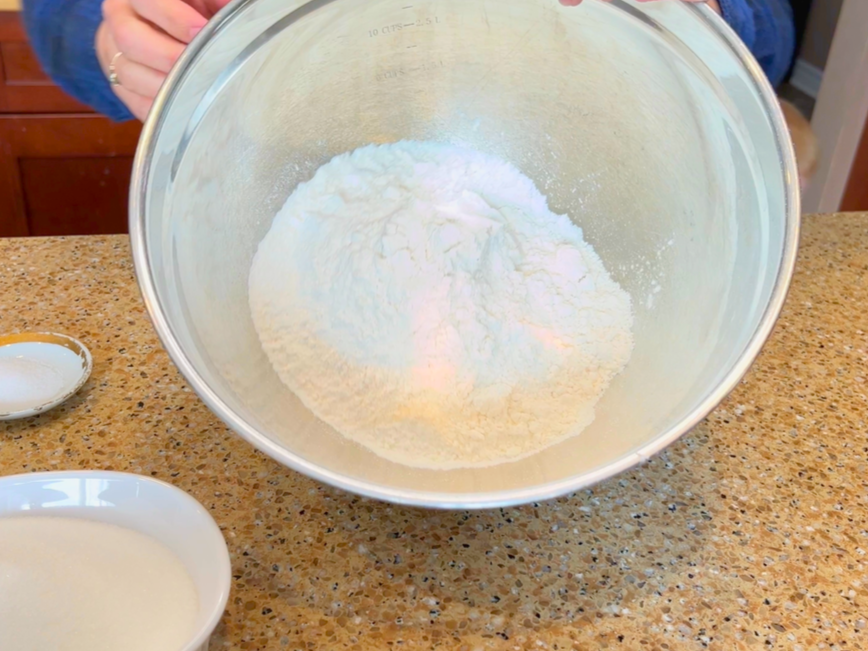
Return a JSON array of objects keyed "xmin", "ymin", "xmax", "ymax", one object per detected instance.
[{"xmin": 249, "ymin": 141, "xmax": 633, "ymax": 469}]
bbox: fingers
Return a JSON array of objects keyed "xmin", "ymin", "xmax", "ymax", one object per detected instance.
[
  {"xmin": 97, "ymin": 0, "xmax": 213, "ymax": 121},
  {"xmin": 102, "ymin": 0, "xmax": 185, "ymax": 73},
  {"xmin": 129, "ymin": 0, "xmax": 207, "ymax": 43},
  {"xmin": 112, "ymin": 55, "xmax": 166, "ymax": 99},
  {"xmin": 195, "ymin": 0, "xmax": 233, "ymax": 19},
  {"xmin": 114, "ymin": 84, "xmax": 153, "ymax": 121},
  {"xmin": 95, "ymin": 15, "xmax": 166, "ymax": 121}
]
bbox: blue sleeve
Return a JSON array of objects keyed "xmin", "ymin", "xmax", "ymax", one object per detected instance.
[
  {"xmin": 717, "ymin": 0, "xmax": 796, "ymax": 88},
  {"xmin": 22, "ymin": 0, "xmax": 134, "ymax": 121}
]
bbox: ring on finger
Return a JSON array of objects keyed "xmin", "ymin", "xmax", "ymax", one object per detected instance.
[{"xmin": 108, "ymin": 51, "xmax": 124, "ymax": 87}]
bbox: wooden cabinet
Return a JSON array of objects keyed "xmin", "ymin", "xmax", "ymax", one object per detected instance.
[
  {"xmin": 842, "ymin": 119, "xmax": 868, "ymax": 212},
  {"xmin": 0, "ymin": 11, "xmax": 141, "ymax": 237},
  {"xmin": 0, "ymin": 116, "xmax": 141, "ymax": 236}
]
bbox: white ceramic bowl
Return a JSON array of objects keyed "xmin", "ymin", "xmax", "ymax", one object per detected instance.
[{"xmin": 0, "ymin": 471, "xmax": 231, "ymax": 651}]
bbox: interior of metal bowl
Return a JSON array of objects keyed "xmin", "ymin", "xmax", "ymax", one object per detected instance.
[{"xmin": 131, "ymin": 0, "xmax": 798, "ymax": 507}]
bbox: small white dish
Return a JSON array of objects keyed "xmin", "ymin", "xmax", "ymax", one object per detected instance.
[
  {"xmin": 0, "ymin": 332, "xmax": 92, "ymax": 420},
  {"xmin": 0, "ymin": 471, "xmax": 231, "ymax": 651}
]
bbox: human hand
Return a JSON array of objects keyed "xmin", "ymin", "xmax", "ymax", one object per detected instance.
[
  {"xmin": 560, "ymin": 0, "xmax": 721, "ymax": 14},
  {"xmin": 95, "ymin": 0, "xmax": 230, "ymax": 120}
]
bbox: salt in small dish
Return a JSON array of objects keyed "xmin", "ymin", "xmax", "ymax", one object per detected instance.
[{"xmin": 0, "ymin": 332, "xmax": 92, "ymax": 420}]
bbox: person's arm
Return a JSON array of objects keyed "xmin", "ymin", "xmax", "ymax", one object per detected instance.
[
  {"xmin": 717, "ymin": 0, "xmax": 796, "ymax": 87},
  {"xmin": 22, "ymin": 0, "xmax": 133, "ymax": 121}
]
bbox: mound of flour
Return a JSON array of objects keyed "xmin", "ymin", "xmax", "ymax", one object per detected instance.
[{"xmin": 249, "ymin": 141, "xmax": 633, "ymax": 469}]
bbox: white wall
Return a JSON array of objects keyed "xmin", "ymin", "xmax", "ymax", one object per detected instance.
[
  {"xmin": 802, "ymin": 0, "xmax": 868, "ymax": 213},
  {"xmin": 800, "ymin": 0, "xmax": 844, "ymax": 70}
]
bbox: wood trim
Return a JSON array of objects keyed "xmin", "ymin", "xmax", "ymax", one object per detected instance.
[
  {"xmin": 0, "ymin": 85, "xmax": 93, "ymax": 112},
  {"xmin": 841, "ymin": 117, "xmax": 868, "ymax": 211},
  {"xmin": 0, "ymin": 114, "xmax": 141, "ymax": 155},
  {"xmin": 2, "ymin": 41, "xmax": 48, "ymax": 82},
  {"xmin": 0, "ymin": 11, "xmax": 26, "ymax": 42},
  {"xmin": 0, "ymin": 135, "xmax": 28, "ymax": 236}
]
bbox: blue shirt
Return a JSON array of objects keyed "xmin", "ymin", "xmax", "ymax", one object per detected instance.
[
  {"xmin": 23, "ymin": 0, "xmax": 795, "ymax": 122},
  {"xmin": 718, "ymin": 0, "xmax": 796, "ymax": 87}
]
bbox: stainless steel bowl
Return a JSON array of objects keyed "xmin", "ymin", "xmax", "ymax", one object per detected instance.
[{"xmin": 130, "ymin": 0, "xmax": 799, "ymax": 508}]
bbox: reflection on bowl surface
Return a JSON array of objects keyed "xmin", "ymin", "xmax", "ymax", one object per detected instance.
[{"xmin": 131, "ymin": 0, "xmax": 799, "ymax": 507}]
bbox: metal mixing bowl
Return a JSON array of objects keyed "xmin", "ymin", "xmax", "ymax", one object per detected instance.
[{"xmin": 130, "ymin": 0, "xmax": 799, "ymax": 508}]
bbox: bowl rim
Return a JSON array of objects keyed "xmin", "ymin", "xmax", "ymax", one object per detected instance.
[
  {"xmin": 0, "ymin": 470, "xmax": 232, "ymax": 650},
  {"xmin": 129, "ymin": 0, "xmax": 801, "ymax": 509}
]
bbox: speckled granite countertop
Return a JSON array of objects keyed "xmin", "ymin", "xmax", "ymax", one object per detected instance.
[{"xmin": 1, "ymin": 213, "xmax": 866, "ymax": 650}]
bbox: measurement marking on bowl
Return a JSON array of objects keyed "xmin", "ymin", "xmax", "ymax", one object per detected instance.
[
  {"xmin": 368, "ymin": 16, "xmax": 439, "ymax": 38},
  {"xmin": 376, "ymin": 60, "xmax": 444, "ymax": 83}
]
